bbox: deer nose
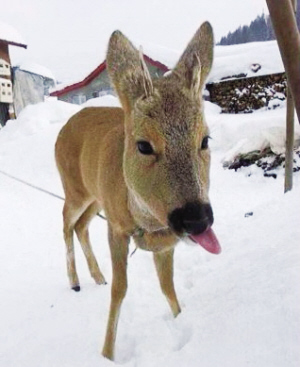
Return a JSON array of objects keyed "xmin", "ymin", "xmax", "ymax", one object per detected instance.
[{"xmin": 168, "ymin": 202, "xmax": 214, "ymax": 235}]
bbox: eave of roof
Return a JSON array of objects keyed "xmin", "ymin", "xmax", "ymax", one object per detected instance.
[
  {"xmin": 50, "ymin": 55, "xmax": 169, "ymax": 97},
  {"xmin": 0, "ymin": 39, "xmax": 27, "ymax": 49},
  {"xmin": 50, "ymin": 61, "xmax": 107, "ymax": 97}
]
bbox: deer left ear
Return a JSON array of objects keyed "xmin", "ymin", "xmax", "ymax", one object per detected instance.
[{"xmin": 172, "ymin": 22, "xmax": 214, "ymax": 97}]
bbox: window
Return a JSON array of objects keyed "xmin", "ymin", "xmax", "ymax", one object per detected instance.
[{"xmin": 72, "ymin": 94, "xmax": 86, "ymax": 105}]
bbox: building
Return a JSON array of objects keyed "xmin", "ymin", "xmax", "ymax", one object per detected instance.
[
  {"xmin": 0, "ymin": 21, "xmax": 27, "ymax": 126},
  {"xmin": 12, "ymin": 63, "xmax": 56, "ymax": 116},
  {"xmin": 50, "ymin": 55, "xmax": 169, "ymax": 104}
]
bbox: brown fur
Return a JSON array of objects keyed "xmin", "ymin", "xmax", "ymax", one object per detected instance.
[{"xmin": 55, "ymin": 22, "xmax": 214, "ymax": 360}]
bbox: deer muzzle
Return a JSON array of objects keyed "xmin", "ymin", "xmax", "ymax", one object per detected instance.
[
  {"xmin": 168, "ymin": 201, "xmax": 213, "ymax": 236},
  {"xmin": 168, "ymin": 201, "xmax": 221, "ymax": 254}
]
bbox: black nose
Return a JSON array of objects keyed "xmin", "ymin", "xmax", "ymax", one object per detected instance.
[{"xmin": 168, "ymin": 202, "xmax": 214, "ymax": 235}]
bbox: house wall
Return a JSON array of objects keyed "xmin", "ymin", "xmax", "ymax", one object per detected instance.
[
  {"xmin": 147, "ymin": 63, "xmax": 166, "ymax": 79},
  {"xmin": 206, "ymin": 72, "xmax": 287, "ymax": 113},
  {"xmin": 0, "ymin": 41, "xmax": 11, "ymax": 126},
  {"xmin": 12, "ymin": 68, "xmax": 48, "ymax": 117},
  {"xmin": 57, "ymin": 61, "xmax": 166, "ymax": 104},
  {"xmin": 58, "ymin": 68, "xmax": 112, "ymax": 104},
  {"xmin": 0, "ymin": 42, "xmax": 10, "ymax": 63}
]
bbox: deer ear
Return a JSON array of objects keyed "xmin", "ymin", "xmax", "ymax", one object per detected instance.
[
  {"xmin": 172, "ymin": 22, "xmax": 214, "ymax": 97},
  {"xmin": 106, "ymin": 31, "xmax": 153, "ymax": 114}
]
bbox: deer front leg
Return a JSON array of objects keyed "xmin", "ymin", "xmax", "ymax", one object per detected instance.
[
  {"xmin": 102, "ymin": 226, "xmax": 129, "ymax": 360},
  {"xmin": 153, "ymin": 248, "xmax": 181, "ymax": 317}
]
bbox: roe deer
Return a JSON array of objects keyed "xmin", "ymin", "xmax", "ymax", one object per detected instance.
[{"xmin": 55, "ymin": 21, "xmax": 221, "ymax": 361}]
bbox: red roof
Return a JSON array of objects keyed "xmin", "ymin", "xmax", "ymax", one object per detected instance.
[{"xmin": 50, "ymin": 55, "xmax": 169, "ymax": 97}]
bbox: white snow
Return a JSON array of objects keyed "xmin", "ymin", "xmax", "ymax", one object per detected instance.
[
  {"xmin": 0, "ymin": 96, "xmax": 299, "ymax": 367},
  {"xmin": 144, "ymin": 40, "xmax": 284, "ymax": 83},
  {"xmin": 18, "ymin": 62, "xmax": 56, "ymax": 81},
  {"xmin": 141, "ymin": 42, "xmax": 181, "ymax": 71},
  {"xmin": 81, "ymin": 94, "xmax": 121, "ymax": 108},
  {"xmin": 208, "ymin": 102, "xmax": 300, "ymax": 165},
  {"xmin": 0, "ymin": 100, "xmax": 80, "ymax": 143},
  {"xmin": 0, "ymin": 20, "xmax": 26, "ymax": 46},
  {"xmin": 210, "ymin": 40, "xmax": 284, "ymax": 82}
]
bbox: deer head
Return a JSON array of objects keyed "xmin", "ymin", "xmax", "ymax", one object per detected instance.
[{"xmin": 106, "ymin": 22, "xmax": 217, "ymax": 250}]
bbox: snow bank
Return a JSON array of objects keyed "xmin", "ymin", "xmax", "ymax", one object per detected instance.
[
  {"xmin": 205, "ymin": 100, "xmax": 222, "ymax": 116},
  {"xmin": 82, "ymin": 94, "xmax": 120, "ymax": 108},
  {"xmin": 222, "ymin": 125, "xmax": 300, "ymax": 165},
  {"xmin": 0, "ymin": 100, "xmax": 80, "ymax": 143},
  {"xmin": 2, "ymin": 95, "xmax": 298, "ymax": 168},
  {"xmin": 0, "ymin": 96, "xmax": 121, "ymax": 145},
  {"xmin": 207, "ymin": 102, "xmax": 300, "ymax": 162}
]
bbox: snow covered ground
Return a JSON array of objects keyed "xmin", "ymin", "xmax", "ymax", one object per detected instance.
[{"xmin": 0, "ymin": 97, "xmax": 299, "ymax": 367}]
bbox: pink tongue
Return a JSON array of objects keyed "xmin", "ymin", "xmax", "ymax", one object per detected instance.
[{"xmin": 189, "ymin": 227, "xmax": 221, "ymax": 254}]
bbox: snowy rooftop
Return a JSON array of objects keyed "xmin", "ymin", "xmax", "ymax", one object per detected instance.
[
  {"xmin": 52, "ymin": 40, "xmax": 284, "ymax": 94},
  {"xmin": 0, "ymin": 21, "xmax": 27, "ymax": 47},
  {"xmin": 211, "ymin": 40, "xmax": 284, "ymax": 82},
  {"xmin": 144, "ymin": 40, "xmax": 284, "ymax": 83},
  {"xmin": 18, "ymin": 62, "xmax": 56, "ymax": 81}
]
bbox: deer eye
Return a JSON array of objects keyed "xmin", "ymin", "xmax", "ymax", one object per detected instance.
[
  {"xmin": 137, "ymin": 141, "xmax": 154, "ymax": 155},
  {"xmin": 201, "ymin": 136, "xmax": 210, "ymax": 150}
]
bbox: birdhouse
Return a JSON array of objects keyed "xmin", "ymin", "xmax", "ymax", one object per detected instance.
[
  {"xmin": 0, "ymin": 59, "xmax": 11, "ymax": 77},
  {"xmin": 0, "ymin": 77, "xmax": 13, "ymax": 103}
]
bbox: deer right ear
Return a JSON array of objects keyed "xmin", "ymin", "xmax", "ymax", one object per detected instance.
[{"xmin": 106, "ymin": 31, "xmax": 153, "ymax": 114}]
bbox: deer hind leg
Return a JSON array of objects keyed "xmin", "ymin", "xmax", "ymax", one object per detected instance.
[
  {"xmin": 102, "ymin": 225, "xmax": 129, "ymax": 360},
  {"xmin": 74, "ymin": 201, "xmax": 106, "ymax": 285},
  {"xmin": 153, "ymin": 248, "xmax": 181, "ymax": 317},
  {"xmin": 63, "ymin": 200, "xmax": 88, "ymax": 291}
]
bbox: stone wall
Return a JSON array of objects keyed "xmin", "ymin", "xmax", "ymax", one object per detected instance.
[{"xmin": 206, "ymin": 72, "xmax": 287, "ymax": 113}]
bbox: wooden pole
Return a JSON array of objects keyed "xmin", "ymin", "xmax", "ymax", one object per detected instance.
[
  {"xmin": 266, "ymin": 0, "xmax": 300, "ymax": 124},
  {"xmin": 284, "ymin": 0, "xmax": 297, "ymax": 193},
  {"xmin": 285, "ymin": 87, "xmax": 294, "ymax": 192},
  {"xmin": 266, "ymin": 0, "xmax": 299, "ymax": 192}
]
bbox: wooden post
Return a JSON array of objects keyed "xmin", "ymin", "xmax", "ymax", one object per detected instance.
[
  {"xmin": 285, "ymin": 0, "xmax": 297, "ymax": 192},
  {"xmin": 266, "ymin": 0, "xmax": 299, "ymax": 192},
  {"xmin": 285, "ymin": 87, "xmax": 294, "ymax": 192},
  {"xmin": 266, "ymin": 0, "xmax": 300, "ymax": 123}
]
